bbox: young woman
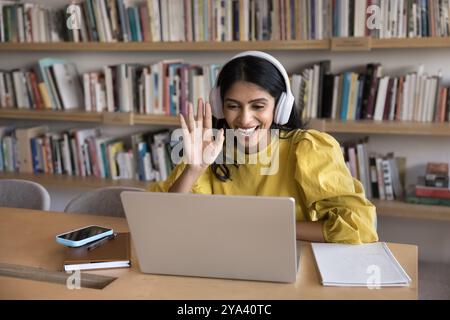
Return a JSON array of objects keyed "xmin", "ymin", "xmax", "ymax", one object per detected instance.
[{"xmin": 148, "ymin": 51, "xmax": 378, "ymax": 244}]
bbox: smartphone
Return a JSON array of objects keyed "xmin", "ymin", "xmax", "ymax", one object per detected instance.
[{"xmin": 56, "ymin": 225, "xmax": 114, "ymax": 247}]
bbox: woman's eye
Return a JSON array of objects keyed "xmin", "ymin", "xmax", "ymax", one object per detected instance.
[
  {"xmin": 226, "ymin": 105, "xmax": 239, "ymax": 109},
  {"xmin": 253, "ymin": 105, "xmax": 265, "ymax": 109}
]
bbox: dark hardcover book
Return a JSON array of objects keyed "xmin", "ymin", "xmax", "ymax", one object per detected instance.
[
  {"xmin": 232, "ymin": 0, "xmax": 240, "ymax": 40},
  {"xmin": 83, "ymin": 0, "xmax": 97, "ymax": 41},
  {"xmin": 355, "ymin": 74, "xmax": 366, "ymax": 120},
  {"xmin": 321, "ymin": 74, "xmax": 335, "ymax": 118},
  {"xmin": 361, "ymin": 63, "xmax": 380, "ymax": 119},
  {"xmin": 349, "ymin": 0, "xmax": 355, "ymax": 37},
  {"xmin": 422, "ymin": 0, "xmax": 429, "ymax": 37},
  {"xmin": 365, "ymin": 73, "xmax": 380, "ymax": 120},
  {"xmin": 317, "ymin": 60, "xmax": 331, "ymax": 118},
  {"xmin": 383, "ymin": 78, "xmax": 395, "ymax": 120},
  {"xmin": 369, "ymin": 155, "xmax": 380, "ymax": 199},
  {"xmin": 446, "ymin": 87, "xmax": 450, "ymax": 122},
  {"xmin": 310, "ymin": 0, "xmax": 315, "ymax": 39}
]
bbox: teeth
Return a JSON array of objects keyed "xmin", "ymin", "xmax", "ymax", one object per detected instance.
[{"xmin": 236, "ymin": 127, "xmax": 257, "ymax": 136}]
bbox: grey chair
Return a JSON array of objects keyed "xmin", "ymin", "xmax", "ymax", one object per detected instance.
[
  {"xmin": 64, "ymin": 186, "xmax": 145, "ymax": 217},
  {"xmin": 0, "ymin": 179, "xmax": 51, "ymax": 211}
]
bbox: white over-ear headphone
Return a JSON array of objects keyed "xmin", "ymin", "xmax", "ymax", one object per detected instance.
[{"xmin": 208, "ymin": 51, "xmax": 295, "ymax": 125}]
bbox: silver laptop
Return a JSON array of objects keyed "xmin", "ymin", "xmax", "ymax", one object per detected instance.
[{"xmin": 121, "ymin": 192, "xmax": 299, "ymax": 283}]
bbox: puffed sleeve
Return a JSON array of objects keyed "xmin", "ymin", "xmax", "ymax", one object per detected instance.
[
  {"xmin": 294, "ymin": 130, "xmax": 379, "ymax": 244},
  {"xmin": 146, "ymin": 163, "xmax": 212, "ymax": 194},
  {"xmin": 146, "ymin": 163, "xmax": 187, "ymax": 192}
]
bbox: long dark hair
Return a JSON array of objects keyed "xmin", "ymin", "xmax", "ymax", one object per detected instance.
[{"xmin": 211, "ymin": 55, "xmax": 305, "ymax": 182}]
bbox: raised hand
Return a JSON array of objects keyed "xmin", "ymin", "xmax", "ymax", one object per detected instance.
[{"xmin": 179, "ymin": 98, "xmax": 224, "ymax": 171}]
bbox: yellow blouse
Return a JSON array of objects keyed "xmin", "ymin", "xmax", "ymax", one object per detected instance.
[{"xmin": 147, "ymin": 129, "xmax": 378, "ymax": 244}]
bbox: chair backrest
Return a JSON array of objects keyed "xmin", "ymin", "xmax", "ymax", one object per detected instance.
[
  {"xmin": 64, "ymin": 186, "xmax": 145, "ymax": 217},
  {"xmin": 0, "ymin": 179, "xmax": 51, "ymax": 211}
]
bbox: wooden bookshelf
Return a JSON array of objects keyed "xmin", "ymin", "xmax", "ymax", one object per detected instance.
[
  {"xmin": 0, "ymin": 109, "xmax": 180, "ymax": 126},
  {"xmin": 371, "ymin": 37, "xmax": 450, "ymax": 49},
  {"xmin": 372, "ymin": 199, "xmax": 450, "ymax": 222},
  {"xmin": 0, "ymin": 40, "xmax": 329, "ymax": 52},
  {"xmin": 0, "ymin": 172, "xmax": 150, "ymax": 189},
  {"xmin": 134, "ymin": 113, "xmax": 180, "ymax": 126},
  {"xmin": 2, "ymin": 109, "xmax": 450, "ymax": 133},
  {"xmin": 2, "ymin": 37, "xmax": 450, "ymax": 52},
  {"xmin": 308, "ymin": 119, "xmax": 450, "ymax": 136},
  {"xmin": 0, "ymin": 108, "xmax": 102, "ymax": 122}
]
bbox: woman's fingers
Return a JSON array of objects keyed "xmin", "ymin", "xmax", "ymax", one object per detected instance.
[
  {"xmin": 196, "ymin": 99, "xmax": 204, "ymax": 127},
  {"xmin": 179, "ymin": 114, "xmax": 191, "ymax": 161},
  {"xmin": 204, "ymin": 101, "xmax": 212, "ymax": 130},
  {"xmin": 188, "ymin": 103, "xmax": 195, "ymax": 132},
  {"xmin": 213, "ymin": 128, "xmax": 225, "ymax": 153}
]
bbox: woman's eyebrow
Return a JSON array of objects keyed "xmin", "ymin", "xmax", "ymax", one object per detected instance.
[{"xmin": 224, "ymin": 98, "xmax": 268, "ymax": 103}]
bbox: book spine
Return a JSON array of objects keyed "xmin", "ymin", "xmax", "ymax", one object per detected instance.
[{"xmin": 415, "ymin": 186, "xmax": 450, "ymax": 199}]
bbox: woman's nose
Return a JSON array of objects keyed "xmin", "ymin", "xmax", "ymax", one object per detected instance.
[{"xmin": 237, "ymin": 108, "xmax": 253, "ymax": 126}]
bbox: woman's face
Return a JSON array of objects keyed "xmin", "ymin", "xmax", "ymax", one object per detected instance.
[{"xmin": 223, "ymin": 80, "xmax": 275, "ymax": 153}]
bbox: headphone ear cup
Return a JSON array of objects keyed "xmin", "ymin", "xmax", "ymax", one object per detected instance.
[
  {"xmin": 274, "ymin": 92, "xmax": 295, "ymax": 125},
  {"xmin": 274, "ymin": 92, "xmax": 287, "ymax": 124},
  {"xmin": 209, "ymin": 87, "xmax": 224, "ymax": 119}
]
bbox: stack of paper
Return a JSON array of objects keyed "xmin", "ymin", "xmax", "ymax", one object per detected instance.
[{"xmin": 311, "ymin": 242, "xmax": 411, "ymax": 287}]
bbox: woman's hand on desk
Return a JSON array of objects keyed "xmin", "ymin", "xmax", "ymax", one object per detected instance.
[{"xmin": 180, "ymin": 99, "xmax": 224, "ymax": 173}]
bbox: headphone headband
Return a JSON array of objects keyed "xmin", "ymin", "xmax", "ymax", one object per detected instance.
[{"xmin": 209, "ymin": 51, "xmax": 295, "ymax": 125}]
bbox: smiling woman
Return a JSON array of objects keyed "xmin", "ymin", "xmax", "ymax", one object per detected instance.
[{"xmin": 148, "ymin": 51, "xmax": 378, "ymax": 245}]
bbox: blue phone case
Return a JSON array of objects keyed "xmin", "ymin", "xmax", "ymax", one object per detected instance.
[{"xmin": 55, "ymin": 225, "xmax": 113, "ymax": 247}]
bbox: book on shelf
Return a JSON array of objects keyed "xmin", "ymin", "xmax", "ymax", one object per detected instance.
[
  {"xmin": 405, "ymin": 194, "xmax": 450, "ymax": 207},
  {"xmin": 2, "ymin": 0, "xmax": 450, "ymax": 44},
  {"xmin": 415, "ymin": 185, "xmax": 450, "ymax": 199},
  {"xmin": 425, "ymin": 162, "xmax": 449, "ymax": 188}
]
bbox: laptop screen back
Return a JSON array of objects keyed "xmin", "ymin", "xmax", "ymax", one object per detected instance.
[{"xmin": 121, "ymin": 192, "xmax": 298, "ymax": 283}]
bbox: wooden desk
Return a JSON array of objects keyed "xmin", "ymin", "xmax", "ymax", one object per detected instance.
[{"xmin": 0, "ymin": 207, "xmax": 418, "ymax": 300}]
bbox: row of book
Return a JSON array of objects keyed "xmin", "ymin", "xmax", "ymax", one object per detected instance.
[
  {"xmin": 340, "ymin": 138, "xmax": 405, "ymax": 201},
  {"xmin": 0, "ymin": 0, "xmax": 64, "ymax": 43},
  {"xmin": 0, "ymin": 58, "xmax": 221, "ymax": 115},
  {"xmin": 82, "ymin": 61, "xmax": 220, "ymax": 115},
  {"xmin": 0, "ymin": 58, "xmax": 83, "ymax": 110},
  {"xmin": 3, "ymin": 0, "xmax": 450, "ymax": 43},
  {"xmin": 0, "ymin": 125, "xmax": 175, "ymax": 182},
  {"xmin": 294, "ymin": 62, "xmax": 450, "ymax": 123},
  {"xmin": 3, "ymin": 57, "xmax": 450, "ymax": 123}
]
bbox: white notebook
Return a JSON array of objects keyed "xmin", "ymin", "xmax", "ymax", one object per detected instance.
[{"xmin": 311, "ymin": 242, "xmax": 411, "ymax": 287}]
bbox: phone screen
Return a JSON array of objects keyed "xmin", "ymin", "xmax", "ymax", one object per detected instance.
[{"xmin": 58, "ymin": 226, "xmax": 111, "ymax": 241}]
